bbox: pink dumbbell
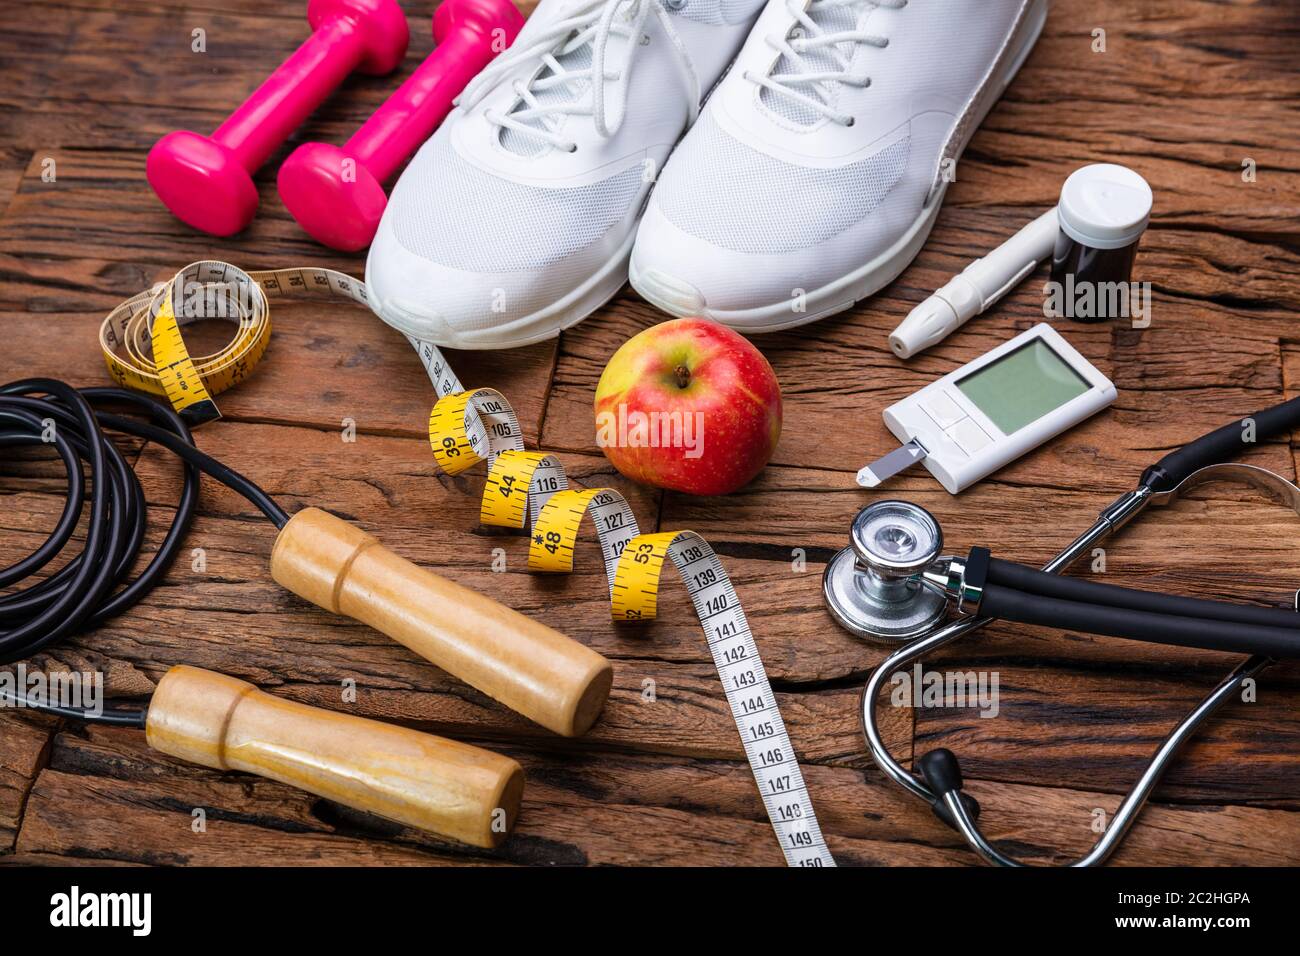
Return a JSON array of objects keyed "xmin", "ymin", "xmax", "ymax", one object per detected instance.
[
  {"xmin": 277, "ymin": 0, "xmax": 525, "ymax": 251},
  {"xmin": 147, "ymin": 0, "xmax": 410, "ymax": 237}
]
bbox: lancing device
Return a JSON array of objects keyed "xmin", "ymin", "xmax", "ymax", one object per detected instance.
[{"xmin": 889, "ymin": 208, "xmax": 1059, "ymax": 359}]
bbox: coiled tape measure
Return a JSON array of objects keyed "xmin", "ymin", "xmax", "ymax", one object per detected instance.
[{"xmin": 99, "ymin": 261, "xmax": 834, "ymax": 866}]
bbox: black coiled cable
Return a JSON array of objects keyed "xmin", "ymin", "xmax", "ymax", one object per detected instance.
[{"xmin": 0, "ymin": 378, "xmax": 289, "ymax": 725}]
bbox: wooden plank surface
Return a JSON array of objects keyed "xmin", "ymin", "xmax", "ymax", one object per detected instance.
[{"xmin": 1, "ymin": 0, "xmax": 1299, "ymax": 866}]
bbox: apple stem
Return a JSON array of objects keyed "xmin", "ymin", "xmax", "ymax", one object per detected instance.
[{"xmin": 673, "ymin": 364, "xmax": 691, "ymax": 389}]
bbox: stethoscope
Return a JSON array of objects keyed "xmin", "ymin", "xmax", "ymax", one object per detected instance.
[{"xmin": 824, "ymin": 396, "xmax": 1300, "ymax": 866}]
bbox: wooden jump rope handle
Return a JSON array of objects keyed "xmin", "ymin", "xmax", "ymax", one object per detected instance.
[
  {"xmin": 269, "ymin": 508, "xmax": 614, "ymax": 737},
  {"xmin": 146, "ymin": 665, "xmax": 524, "ymax": 848}
]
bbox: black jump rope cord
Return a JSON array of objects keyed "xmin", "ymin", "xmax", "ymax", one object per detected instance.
[{"xmin": 0, "ymin": 378, "xmax": 288, "ymax": 725}]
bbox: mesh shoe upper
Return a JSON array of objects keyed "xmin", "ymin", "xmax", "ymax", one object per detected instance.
[
  {"xmin": 759, "ymin": 0, "xmax": 863, "ymax": 125},
  {"xmin": 389, "ymin": 131, "xmax": 646, "ymax": 273},
  {"xmin": 676, "ymin": 0, "xmax": 772, "ymax": 25},
  {"xmin": 653, "ymin": 117, "xmax": 909, "ymax": 254}
]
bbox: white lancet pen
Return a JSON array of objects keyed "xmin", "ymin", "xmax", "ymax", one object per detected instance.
[{"xmin": 889, "ymin": 208, "xmax": 1060, "ymax": 359}]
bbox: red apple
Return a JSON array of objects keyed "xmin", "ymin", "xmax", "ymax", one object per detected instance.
[{"xmin": 594, "ymin": 318, "xmax": 782, "ymax": 495}]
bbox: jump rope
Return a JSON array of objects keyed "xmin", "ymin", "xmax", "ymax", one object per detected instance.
[
  {"xmin": 1, "ymin": 262, "xmax": 834, "ymax": 865},
  {"xmin": 0, "ymin": 378, "xmax": 285, "ymax": 696}
]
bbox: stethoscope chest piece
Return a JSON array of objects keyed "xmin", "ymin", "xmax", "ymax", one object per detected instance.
[{"xmin": 823, "ymin": 500, "xmax": 949, "ymax": 643}]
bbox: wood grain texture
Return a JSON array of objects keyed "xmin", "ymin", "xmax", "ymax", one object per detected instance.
[
  {"xmin": 0, "ymin": 713, "xmax": 55, "ymax": 852},
  {"xmin": 1, "ymin": 0, "xmax": 1299, "ymax": 866}
]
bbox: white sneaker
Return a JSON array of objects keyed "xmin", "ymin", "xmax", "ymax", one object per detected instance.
[
  {"xmin": 366, "ymin": 0, "xmax": 769, "ymax": 350},
  {"xmin": 630, "ymin": 0, "xmax": 1049, "ymax": 332}
]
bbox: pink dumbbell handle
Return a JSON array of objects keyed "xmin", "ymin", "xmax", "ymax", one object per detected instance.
[
  {"xmin": 345, "ymin": 26, "xmax": 501, "ymax": 182},
  {"xmin": 214, "ymin": 16, "xmax": 371, "ymax": 171}
]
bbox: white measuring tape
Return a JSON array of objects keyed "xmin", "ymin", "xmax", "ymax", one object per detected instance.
[{"xmin": 100, "ymin": 262, "xmax": 835, "ymax": 866}]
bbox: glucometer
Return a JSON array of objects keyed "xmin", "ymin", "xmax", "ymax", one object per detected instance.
[{"xmin": 858, "ymin": 323, "xmax": 1115, "ymax": 493}]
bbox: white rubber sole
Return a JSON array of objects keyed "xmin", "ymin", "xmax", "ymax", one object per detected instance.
[
  {"xmin": 367, "ymin": 224, "xmax": 639, "ymax": 351},
  {"xmin": 630, "ymin": 0, "xmax": 1049, "ymax": 334},
  {"xmin": 632, "ymin": 192, "xmax": 947, "ymax": 332}
]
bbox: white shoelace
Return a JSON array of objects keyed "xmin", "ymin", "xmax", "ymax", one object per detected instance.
[
  {"xmin": 745, "ymin": 0, "xmax": 906, "ymax": 126},
  {"xmin": 457, "ymin": 0, "xmax": 702, "ymax": 153}
]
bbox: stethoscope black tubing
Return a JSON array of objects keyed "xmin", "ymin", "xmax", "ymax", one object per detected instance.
[
  {"xmin": 981, "ymin": 583, "xmax": 1298, "ymax": 658},
  {"xmin": 1142, "ymin": 393, "xmax": 1300, "ymax": 491},
  {"xmin": 978, "ymin": 392, "xmax": 1300, "ymax": 657},
  {"xmin": 986, "ymin": 556, "xmax": 1300, "ymax": 630},
  {"xmin": 0, "ymin": 379, "xmax": 288, "ymax": 721}
]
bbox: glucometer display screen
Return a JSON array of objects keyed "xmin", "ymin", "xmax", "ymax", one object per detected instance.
[{"xmin": 956, "ymin": 338, "xmax": 1091, "ymax": 434}]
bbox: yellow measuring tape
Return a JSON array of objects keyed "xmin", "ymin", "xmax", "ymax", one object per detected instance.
[
  {"xmin": 430, "ymin": 396, "xmax": 722, "ymax": 622},
  {"xmin": 99, "ymin": 261, "xmax": 834, "ymax": 866},
  {"xmin": 100, "ymin": 261, "xmax": 368, "ymax": 424}
]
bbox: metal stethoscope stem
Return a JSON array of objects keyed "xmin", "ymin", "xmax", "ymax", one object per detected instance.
[{"xmin": 859, "ymin": 483, "xmax": 1278, "ymax": 866}]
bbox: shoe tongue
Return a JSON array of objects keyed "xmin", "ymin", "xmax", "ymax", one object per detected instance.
[
  {"xmin": 761, "ymin": 0, "xmax": 865, "ymax": 126},
  {"xmin": 499, "ymin": 34, "xmax": 597, "ymax": 156}
]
